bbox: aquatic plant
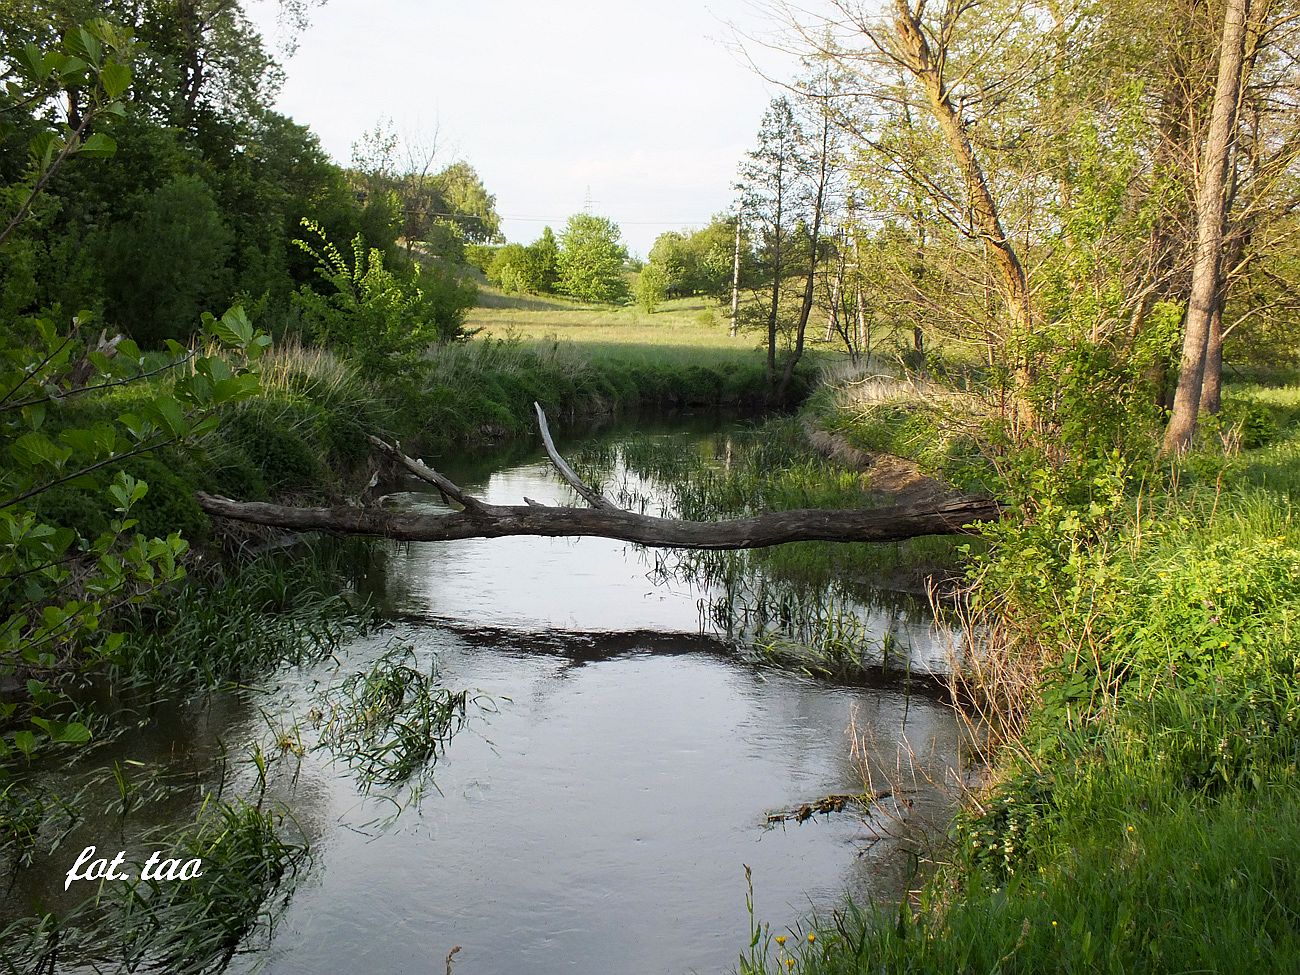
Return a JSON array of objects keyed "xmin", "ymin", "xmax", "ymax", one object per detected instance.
[
  {"xmin": 315, "ymin": 643, "xmax": 490, "ymax": 791},
  {"xmin": 0, "ymin": 798, "xmax": 309, "ymax": 975}
]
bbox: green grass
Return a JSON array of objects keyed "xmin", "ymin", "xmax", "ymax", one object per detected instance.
[
  {"xmin": 753, "ymin": 785, "xmax": 1300, "ymax": 974},
  {"xmin": 741, "ymin": 383, "xmax": 1300, "ymax": 974},
  {"xmin": 470, "ymin": 285, "xmax": 770, "ymax": 364}
]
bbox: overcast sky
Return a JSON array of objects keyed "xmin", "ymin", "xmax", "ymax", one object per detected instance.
[{"xmin": 245, "ymin": 1, "xmax": 802, "ymax": 256}]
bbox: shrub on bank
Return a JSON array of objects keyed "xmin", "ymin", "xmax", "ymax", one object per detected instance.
[{"xmin": 747, "ymin": 424, "xmax": 1300, "ymax": 973}]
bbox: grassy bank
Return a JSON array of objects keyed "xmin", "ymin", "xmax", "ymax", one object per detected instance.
[{"xmin": 744, "ymin": 385, "xmax": 1300, "ymax": 973}]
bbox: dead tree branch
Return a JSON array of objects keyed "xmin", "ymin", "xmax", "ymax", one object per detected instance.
[{"xmin": 198, "ymin": 406, "xmax": 1002, "ymax": 549}]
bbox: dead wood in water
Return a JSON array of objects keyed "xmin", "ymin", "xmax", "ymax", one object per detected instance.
[
  {"xmin": 765, "ymin": 791, "xmax": 902, "ymax": 825},
  {"xmin": 197, "ymin": 404, "xmax": 1002, "ymax": 549}
]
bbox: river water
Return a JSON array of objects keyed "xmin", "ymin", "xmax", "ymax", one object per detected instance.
[{"xmin": 6, "ymin": 416, "xmax": 966, "ymax": 975}]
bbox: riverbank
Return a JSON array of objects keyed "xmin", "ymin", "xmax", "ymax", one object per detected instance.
[
  {"xmin": 34, "ymin": 335, "xmax": 790, "ymax": 557},
  {"xmin": 745, "ymin": 380, "xmax": 1300, "ymax": 973}
]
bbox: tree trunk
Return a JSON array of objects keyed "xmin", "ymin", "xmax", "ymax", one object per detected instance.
[
  {"xmin": 1162, "ymin": 0, "xmax": 1252, "ymax": 454},
  {"xmin": 767, "ymin": 172, "xmax": 784, "ymax": 392},
  {"xmin": 778, "ymin": 111, "xmax": 831, "ymax": 402},
  {"xmin": 825, "ymin": 242, "xmax": 843, "ymax": 343},
  {"xmin": 198, "ymin": 492, "xmax": 1003, "ymax": 550},
  {"xmin": 1200, "ymin": 300, "xmax": 1224, "ymax": 415},
  {"xmin": 730, "ymin": 212, "xmax": 743, "ymax": 337},
  {"xmin": 890, "ymin": 0, "xmax": 1031, "ymax": 339}
]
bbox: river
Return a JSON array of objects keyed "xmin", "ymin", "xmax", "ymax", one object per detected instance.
[{"xmin": 4, "ymin": 415, "xmax": 966, "ymax": 975}]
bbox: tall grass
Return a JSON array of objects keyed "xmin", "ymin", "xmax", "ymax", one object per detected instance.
[
  {"xmin": 806, "ymin": 364, "xmax": 994, "ymax": 490},
  {"xmin": 105, "ymin": 540, "xmax": 370, "ymax": 688}
]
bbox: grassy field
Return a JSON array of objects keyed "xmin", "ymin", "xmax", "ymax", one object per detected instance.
[{"xmin": 469, "ymin": 285, "xmax": 781, "ymax": 367}]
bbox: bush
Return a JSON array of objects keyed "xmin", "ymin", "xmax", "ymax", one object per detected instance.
[
  {"xmin": 291, "ymin": 221, "xmax": 476, "ymax": 372},
  {"xmin": 98, "ymin": 176, "xmax": 234, "ymax": 347}
]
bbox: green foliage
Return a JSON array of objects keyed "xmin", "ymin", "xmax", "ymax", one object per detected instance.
[
  {"xmin": 291, "ymin": 220, "xmax": 476, "ymax": 370},
  {"xmin": 464, "ymin": 242, "xmax": 498, "ymax": 274},
  {"xmin": 98, "ymin": 175, "xmax": 235, "ymax": 346},
  {"xmin": 433, "ymin": 160, "xmax": 502, "ymax": 242},
  {"xmin": 756, "ymin": 401, "xmax": 1300, "ymax": 972},
  {"xmin": 1, "ymin": 798, "xmax": 311, "ymax": 974},
  {"xmin": 634, "ymin": 262, "xmax": 668, "ymax": 313},
  {"xmin": 0, "ymin": 306, "xmax": 269, "ymax": 756},
  {"xmin": 486, "ymin": 243, "xmax": 533, "ymax": 293},
  {"xmin": 646, "ymin": 216, "xmax": 738, "ymax": 299},
  {"xmin": 317, "ymin": 642, "xmax": 485, "ymax": 791},
  {"xmin": 556, "ymin": 213, "xmax": 629, "ymax": 303},
  {"xmin": 420, "ymin": 218, "xmax": 466, "ymax": 263},
  {"xmin": 107, "ymin": 539, "xmax": 364, "ymax": 686},
  {"xmin": 485, "ymin": 227, "xmax": 562, "ymax": 295}
]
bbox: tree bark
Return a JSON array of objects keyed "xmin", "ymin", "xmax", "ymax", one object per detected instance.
[
  {"xmin": 767, "ymin": 172, "xmax": 784, "ymax": 392},
  {"xmin": 778, "ymin": 109, "xmax": 832, "ymax": 402},
  {"xmin": 197, "ymin": 492, "xmax": 1002, "ymax": 550},
  {"xmin": 730, "ymin": 211, "xmax": 743, "ymax": 337},
  {"xmin": 1200, "ymin": 300, "xmax": 1224, "ymax": 415},
  {"xmin": 1162, "ymin": 0, "xmax": 1252, "ymax": 453}
]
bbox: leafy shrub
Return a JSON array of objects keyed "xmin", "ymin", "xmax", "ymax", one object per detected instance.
[
  {"xmin": 291, "ymin": 220, "xmax": 475, "ymax": 372},
  {"xmin": 98, "ymin": 176, "xmax": 234, "ymax": 347}
]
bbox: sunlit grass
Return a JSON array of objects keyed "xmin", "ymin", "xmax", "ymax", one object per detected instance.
[{"xmin": 737, "ymin": 378, "xmax": 1300, "ymax": 974}]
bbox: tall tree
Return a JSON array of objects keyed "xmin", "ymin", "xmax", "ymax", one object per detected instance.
[
  {"xmin": 1163, "ymin": 0, "xmax": 1253, "ymax": 453},
  {"xmin": 739, "ymin": 97, "xmax": 805, "ymax": 391},
  {"xmin": 556, "ymin": 213, "xmax": 628, "ymax": 303}
]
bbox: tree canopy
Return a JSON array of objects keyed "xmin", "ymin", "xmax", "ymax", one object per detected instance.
[{"xmin": 555, "ymin": 214, "xmax": 629, "ymax": 303}]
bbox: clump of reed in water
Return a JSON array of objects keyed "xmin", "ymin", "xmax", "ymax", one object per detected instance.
[{"xmin": 315, "ymin": 643, "xmax": 490, "ymax": 791}]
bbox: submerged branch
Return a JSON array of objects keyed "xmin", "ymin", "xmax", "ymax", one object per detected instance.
[{"xmin": 197, "ymin": 406, "xmax": 1002, "ymax": 548}]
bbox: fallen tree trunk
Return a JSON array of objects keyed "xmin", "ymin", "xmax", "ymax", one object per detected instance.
[{"xmin": 196, "ymin": 404, "xmax": 1002, "ymax": 549}]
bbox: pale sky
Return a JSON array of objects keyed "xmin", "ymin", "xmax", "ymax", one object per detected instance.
[{"xmin": 246, "ymin": 1, "xmax": 801, "ymax": 256}]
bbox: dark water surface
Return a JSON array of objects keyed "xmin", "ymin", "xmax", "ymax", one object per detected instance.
[{"xmin": 9, "ymin": 416, "xmax": 966, "ymax": 975}]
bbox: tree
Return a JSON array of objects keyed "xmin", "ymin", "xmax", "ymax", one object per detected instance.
[
  {"xmin": 98, "ymin": 176, "xmax": 234, "ymax": 347},
  {"xmin": 647, "ymin": 231, "xmax": 694, "ymax": 296},
  {"xmin": 486, "ymin": 243, "xmax": 533, "ymax": 293},
  {"xmin": 556, "ymin": 214, "xmax": 629, "ymax": 303},
  {"xmin": 435, "ymin": 161, "xmax": 502, "ymax": 243},
  {"xmin": 635, "ymin": 263, "xmax": 669, "ymax": 313},
  {"xmin": 1162, "ymin": 0, "xmax": 1253, "ymax": 453},
  {"xmin": 739, "ymin": 97, "xmax": 805, "ymax": 391},
  {"xmin": 778, "ymin": 65, "xmax": 841, "ymax": 401},
  {"xmin": 528, "ymin": 226, "xmax": 560, "ymax": 293}
]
